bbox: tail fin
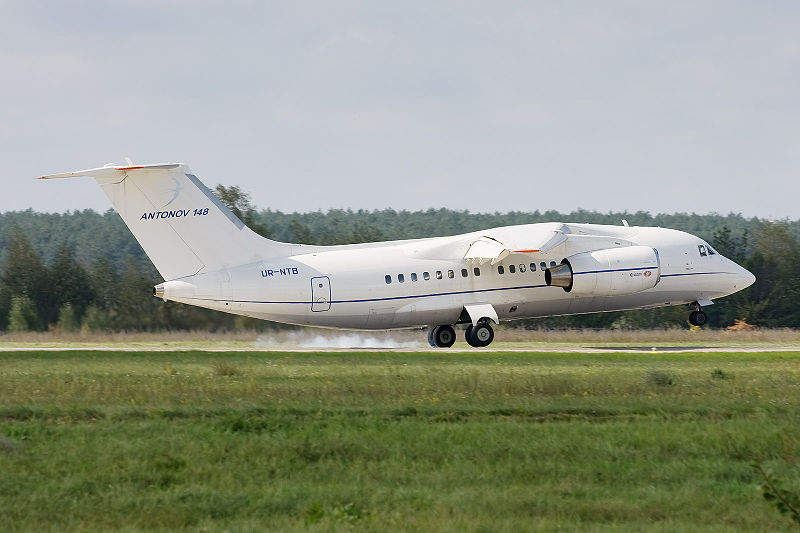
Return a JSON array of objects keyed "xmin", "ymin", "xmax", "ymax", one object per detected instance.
[{"xmin": 40, "ymin": 163, "xmax": 290, "ymax": 280}]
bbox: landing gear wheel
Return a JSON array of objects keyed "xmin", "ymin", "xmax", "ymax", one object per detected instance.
[
  {"xmin": 465, "ymin": 322, "xmax": 494, "ymax": 348},
  {"xmin": 688, "ymin": 310, "xmax": 707, "ymax": 327},
  {"xmin": 429, "ymin": 325, "xmax": 456, "ymax": 348},
  {"xmin": 465, "ymin": 325, "xmax": 477, "ymax": 347}
]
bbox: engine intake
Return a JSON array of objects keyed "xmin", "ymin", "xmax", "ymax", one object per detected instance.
[{"xmin": 545, "ymin": 246, "xmax": 660, "ymax": 296}]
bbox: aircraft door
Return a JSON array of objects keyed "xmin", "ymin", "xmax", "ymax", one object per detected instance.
[{"xmin": 311, "ymin": 276, "xmax": 331, "ymax": 312}]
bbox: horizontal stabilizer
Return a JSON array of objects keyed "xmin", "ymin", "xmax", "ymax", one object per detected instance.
[{"xmin": 39, "ymin": 163, "xmax": 180, "ymax": 181}]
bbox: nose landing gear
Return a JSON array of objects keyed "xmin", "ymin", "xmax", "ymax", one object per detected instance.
[{"xmin": 688, "ymin": 302, "xmax": 708, "ymax": 327}]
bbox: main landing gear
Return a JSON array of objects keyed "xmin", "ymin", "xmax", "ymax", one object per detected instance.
[
  {"xmin": 465, "ymin": 321, "xmax": 494, "ymax": 347},
  {"xmin": 688, "ymin": 302, "xmax": 708, "ymax": 327},
  {"xmin": 428, "ymin": 321, "xmax": 495, "ymax": 348},
  {"xmin": 428, "ymin": 325, "xmax": 456, "ymax": 348}
]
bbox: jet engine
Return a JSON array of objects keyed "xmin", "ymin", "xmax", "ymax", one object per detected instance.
[{"xmin": 545, "ymin": 246, "xmax": 660, "ymax": 296}]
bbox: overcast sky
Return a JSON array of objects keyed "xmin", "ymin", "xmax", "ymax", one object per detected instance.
[{"xmin": 1, "ymin": 1, "xmax": 798, "ymax": 218}]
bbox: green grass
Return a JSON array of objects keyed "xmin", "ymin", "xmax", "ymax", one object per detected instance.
[{"xmin": 1, "ymin": 350, "xmax": 799, "ymax": 531}]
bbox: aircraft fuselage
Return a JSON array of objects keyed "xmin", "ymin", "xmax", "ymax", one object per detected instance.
[{"xmin": 158, "ymin": 222, "xmax": 754, "ymax": 330}]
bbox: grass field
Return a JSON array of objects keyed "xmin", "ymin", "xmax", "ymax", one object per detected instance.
[{"xmin": 1, "ymin": 349, "xmax": 799, "ymax": 531}]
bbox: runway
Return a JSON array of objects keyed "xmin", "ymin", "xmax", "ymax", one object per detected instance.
[{"xmin": 1, "ymin": 344, "xmax": 799, "ymax": 353}]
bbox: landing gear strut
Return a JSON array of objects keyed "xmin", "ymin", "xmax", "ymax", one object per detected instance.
[
  {"xmin": 428, "ymin": 325, "xmax": 457, "ymax": 348},
  {"xmin": 688, "ymin": 302, "xmax": 707, "ymax": 327},
  {"xmin": 465, "ymin": 321, "xmax": 495, "ymax": 348}
]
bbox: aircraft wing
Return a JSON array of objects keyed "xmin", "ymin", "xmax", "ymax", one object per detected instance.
[
  {"xmin": 464, "ymin": 236, "xmax": 510, "ymax": 265},
  {"xmin": 464, "ymin": 225, "xmax": 568, "ymax": 265}
]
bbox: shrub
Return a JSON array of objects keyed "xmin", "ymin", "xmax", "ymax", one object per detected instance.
[{"xmin": 645, "ymin": 370, "xmax": 675, "ymax": 387}]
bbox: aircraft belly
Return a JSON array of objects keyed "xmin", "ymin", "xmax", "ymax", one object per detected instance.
[
  {"xmin": 390, "ymin": 297, "xmax": 461, "ymax": 328},
  {"xmin": 364, "ymin": 305, "xmax": 397, "ymax": 328},
  {"xmin": 517, "ymin": 290, "xmax": 572, "ymax": 318}
]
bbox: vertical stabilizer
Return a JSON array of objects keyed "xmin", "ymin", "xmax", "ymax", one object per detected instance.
[{"xmin": 40, "ymin": 163, "xmax": 290, "ymax": 280}]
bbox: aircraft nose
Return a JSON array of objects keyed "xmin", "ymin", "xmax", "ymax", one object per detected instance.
[{"xmin": 734, "ymin": 264, "xmax": 756, "ymax": 290}]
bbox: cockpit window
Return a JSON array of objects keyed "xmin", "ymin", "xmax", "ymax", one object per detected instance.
[
  {"xmin": 707, "ymin": 246, "xmax": 717, "ymax": 255},
  {"xmin": 698, "ymin": 245, "xmax": 707, "ymax": 257}
]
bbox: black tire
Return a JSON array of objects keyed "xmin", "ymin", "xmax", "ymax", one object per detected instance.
[
  {"xmin": 432, "ymin": 325, "xmax": 456, "ymax": 348},
  {"xmin": 688, "ymin": 310, "xmax": 707, "ymax": 327},
  {"xmin": 465, "ymin": 325, "xmax": 479, "ymax": 348},
  {"xmin": 466, "ymin": 322, "xmax": 494, "ymax": 348}
]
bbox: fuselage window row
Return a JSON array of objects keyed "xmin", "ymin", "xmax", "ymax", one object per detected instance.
[
  {"xmin": 384, "ymin": 267, "xmax": 482, "ymax": 284},
  {"xmin": 387, "ymin": 260, "xmax": 553, "ymax": 283},
  {"xmin": 497, "ymin": 262, "xmax": 548, "ymax": 275}
]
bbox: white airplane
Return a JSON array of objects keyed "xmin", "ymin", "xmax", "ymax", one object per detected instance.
[{"xmin": 41, "ymin": 163, "xmax": 756, "ymax": 347}]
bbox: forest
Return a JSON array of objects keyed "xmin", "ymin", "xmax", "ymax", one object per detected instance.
[{"xmin": 1, "ymin": 185, "xmax": 798, "ymax": 332}]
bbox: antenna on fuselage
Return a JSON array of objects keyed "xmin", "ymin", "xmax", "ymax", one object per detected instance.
[{"xmin": 621, "ymin": 219, "xmax": 629, "ymax": 227}]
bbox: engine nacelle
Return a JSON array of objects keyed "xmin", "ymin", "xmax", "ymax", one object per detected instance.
[{"xmin": 545, "ymin": 246, "xmax": 660, "ymax": 295}]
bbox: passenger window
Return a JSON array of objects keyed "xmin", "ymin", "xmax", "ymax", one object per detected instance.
[
  {"xmin": 473, "ymin": 267, "xmax": 480, "ymax": 276},
  {"xmin": 398, "ymin": 274, "xmax": 405, "ymax": 283},
  {"xmin": 519, "ymin": 264, "xmax": 526, "ymax": 273},
  {"xmin": 498, "ymin": 265, "xmax": 504, "ymax": 275},
  {"xmin": 411, "ymin": 272, "xmax": 418, "ymax": 281},
  {"xmin": 423, "ymin": 271, "xmax": 430, "ymax": 280},
  {"xmin": 698, "ymin": 245, "xmax": 707, "ymax": 257},
  {"xmin": 509, "ymin": 265, "xmax": 516, "ymax": 274},
  {"xmin": 448, "ymin": 270, "xmax": 454, "ymax": 279},
  {"xmin": 540, "ymin": 262, "xmax": 547, "ymax": 270},
  {"xmin": 385, "ymin": 275, "xmax": 392, "ymax": 284},
  {"xmin": 530, "ymin": 263, "xmax": 536, "ymax": 271},
  {"xmin": 461, "ymin": 268, "xmax": 468, "ymax": 277},
  {"xmin": 550, "ymin": 261, "xmax": 557, "ymax": 268},
  {"xmin": 436, "ymin": 270, "xmax": 442, "ymax": 280}
]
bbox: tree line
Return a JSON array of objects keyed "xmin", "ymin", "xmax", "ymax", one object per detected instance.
[{"xmin": 1, "ymin": 186, "xmax": 798, "ymax": 332}]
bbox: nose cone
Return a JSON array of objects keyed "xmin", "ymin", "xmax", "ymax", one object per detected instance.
[{"xmin": 734, "ymin": 263, "xmax": 756, "ymax": 290}]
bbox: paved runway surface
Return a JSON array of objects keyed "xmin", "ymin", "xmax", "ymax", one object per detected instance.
[{"xmin": 2, "ymin": 345, "xmax": 800, "ymax": 353}]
